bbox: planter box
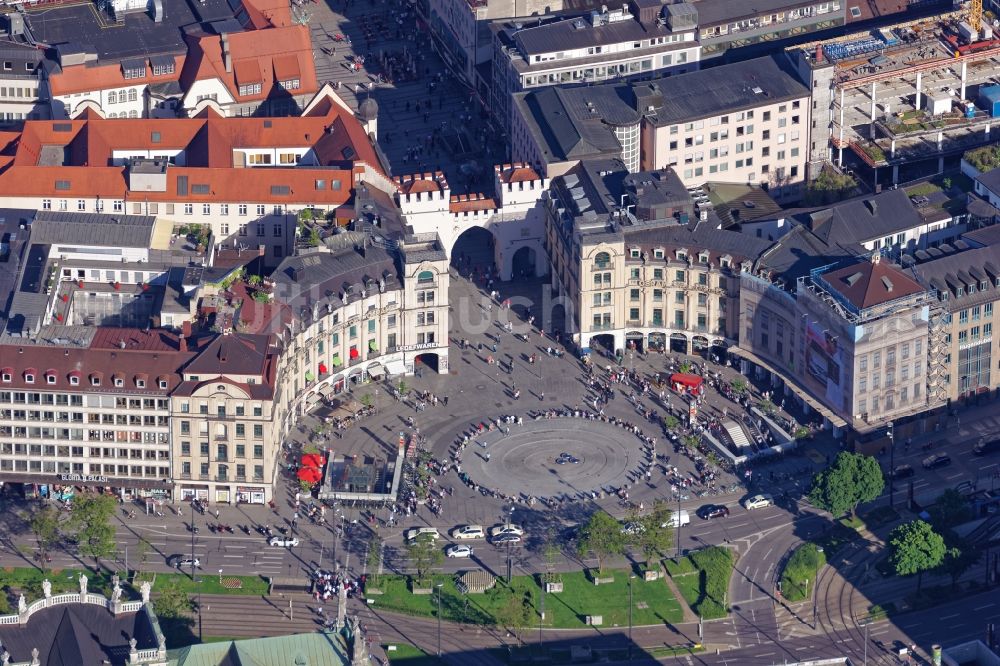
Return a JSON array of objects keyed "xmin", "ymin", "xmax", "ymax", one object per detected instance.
[
  {"xmin": 585, "ymin": 615, "xmax": 603, "ymax": 626},
  {"xmin": 544, "ymin": 582, "xmax": 563, "ymax": 593},
  {"xmin": 411, "ymin": 587, "xmax": 433, "ymax": 595},
  {"xmin": 591, "ymin": 575, "xmax": 614, "ymax": 586},
  {"xmin": 365, "ymin": 588, "xmax": 384, "ymax": 595},
  {"xmin": 643, "ymin": 569, "xmax": 661, "ymax": 582}
]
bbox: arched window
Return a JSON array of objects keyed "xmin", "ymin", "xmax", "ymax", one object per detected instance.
[
  {"xmin": 107, "ymin": 112, "xmax": 115, "ymax": 119},
  {"xmin": 594, "ymin": 252, "xmax": 611, "ymax": 269},
  {"xmin": 417, "ymin": 270, "xmax": 434, "ymax": 284},
  {"xmin": 107, "ymin": 91, "xmax": 117, "ymax": 104},
  {"xmin": 128, "ymin": 110, "xmax": 138, "ymax": 118},
  {"xmin": 127, "ymin": 89, "xmax": 137, "ymax": 102}
]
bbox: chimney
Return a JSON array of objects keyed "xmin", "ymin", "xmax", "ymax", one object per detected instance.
[
  {"xmin": 180, "ymin": 320, "xmax": 191, "ymax": 352},
  {"xmin": 815, "ymin": 44, "xmax": 824, "ymax": 63},
  {"xmin": 221, "ymin": 33, "xmax": 232, "ymax": 73}
]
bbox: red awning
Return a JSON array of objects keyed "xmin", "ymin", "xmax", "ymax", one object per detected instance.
[
  {"xmin": 297, "ymin": 466, "xmax": 322, "ymax": 483},
  {"xmin": 670, "ymin": 373, "xmax": 704, "ymax": 390},
  {"xmin": 349, "ymin": 348, "xmax": 359, "ymax": 359},
  {"xmin": 301, "ymin": 453, "xmax": 325, "ymax": 469},
  {"xmin": 318, "ymin": 363, "xmax": 328, "ymax": 375}
]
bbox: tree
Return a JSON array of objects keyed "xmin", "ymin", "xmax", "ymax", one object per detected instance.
[
  {"xmin": 30, "ymin": 506, "xmax": 61, "ymax": 558},
  {"xmin": 154, "ymin": 583, "xmax": 194, "ymax": 620},
  {"xmin": 938, "ymin": 544, "xmax": 979, "ymax": 589},
  {"xmin": 663, "ymin": 415, "xmax": 680, "ymax": 431},
  {"xmin": 405, "ymin": 534, "xmax": 443, "ymax": 583},
  {"xmin": 730, "ymin": 379, "xmax": 748, "ymax": 396},
  {"xmin": 133, "ymin": 537, "xmax": 153, "ymax": 576},
  {"xmin": 808, "ymin": 452, "xmax": 884, "ymax": 517},
  {"xmin": 495, "ymin": 591, "xmax": 533, "ymax": 646},
  {"xmin": 68, "ymin": 494, "xmax": 118, "ymax": 564},
  {"xmin": 889, "ymin": 520, "xmax": 946, "ymax": 592},
  {"xmin": 576, "ymin": 511, "xmax": 625, "ymax": 573},
  {"xmin": 803, "ymin": 168, "xmax": 857, "ymax": 205},
  {"xmin": 681, "ymin": 434, "xmax": 701, "ymax": 452},
  {"xmin": 542, "ymin": 532, "xmax": 562, "ymax": 584},
  {"xmin": 636, "ymin": 500, "xmax": 674, "ymax": 563},
  {"xmin": 360, "ymin": 393, "xmax": 373, "ymax": 409},
  {"xmin": 758, "ymin": 398, "xmax": 776, "ymax": 416},
  {"xmin": 397, "ymin": 379, "xmax": 409, "ymax": 396},
  {"xmin": 928, "ymin": 489, "xmax": 972, "ymax": 531}
]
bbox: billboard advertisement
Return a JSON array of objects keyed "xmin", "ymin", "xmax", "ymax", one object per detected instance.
[{"xmin": 805, "ymin": 321, "xmax": 846, "ymax": 411}]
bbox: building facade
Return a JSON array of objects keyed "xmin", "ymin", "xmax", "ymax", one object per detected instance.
[{"xmin": 545, "ymin": 159, "xmax": 772, "ymax": 354}]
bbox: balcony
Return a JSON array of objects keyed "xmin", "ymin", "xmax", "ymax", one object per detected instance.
[
  {"xmin": 591, "ymin": 323, "xmax": 614, "ymax": 332},
  {"xmin": 216, "ymin": 475, "xmax": 229, "ymax": 482},
  {"xmin": 198, "ymin": 474, "xmax": 210, "ymax": 481},
  {"xmin": 179, "ymin": 472, "xmax": 192, "ymax": 480}
]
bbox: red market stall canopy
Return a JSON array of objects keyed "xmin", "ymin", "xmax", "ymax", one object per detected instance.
[
  {"xmin": 301, "ymin": 453, "xmax": 325, "ymax": 469},
  {"xmin": 670, "ymin": 373, "xmax": 704, "ymax": 392},
  {"xmin": 297, "ymin": 466, "xmax": 323, "ymax": 483}
]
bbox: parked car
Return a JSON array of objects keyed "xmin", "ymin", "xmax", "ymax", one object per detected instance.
[
  {"xmin": 889, "ymin": 464, "xmax": 915, "ymax": 480},
  {"xmin": 491, "ymin": 534, "xmax": 521, "ymax": 545},
  {"xmin": 697, "ymin": 504, "xmax": 730, "ymax": 520},
  {"xmin": 269, "ymin": 536, "xmax": 300, "ymax": 547},
  {"xmin": 620, "ymin": 521, "xmax": 645, "ymax": 535},
  {"xmin": 450, "ymin": 525, "xmax": 485, "ymax": 540},
  {"xmin": 446, "ymin": 544, "xmax": 474, "ymax": 558},
  {"xmin": 742, "ymin": 494, "xmax": 773, "ymax": 510},
  {"xmin": 488, "ymin": 524, "xmax": 524, "ymax": 537},
  {"xmin": 974, "ymin": 437, "xmax": 1000, "ymax": 456},
  {"xmin": 173, "ymin": 556, "xmax": 200, "ymax": 569},
  {"xmin": 922, "ymin": 453, "xmax": 952, "ymax": 470},
  {"xmin": 662, "ymin": 510, "xmax": 691, "ymax": 527},
  {"xmin": 556, "ymin": 452, "xmax": 580, "ymax": 464},
  {"xmin": 404, "ymin": 527, "xmax": 440, "ymax": 542}
]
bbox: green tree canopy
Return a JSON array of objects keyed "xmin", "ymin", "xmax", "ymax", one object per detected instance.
[
  {"xmin": 804, "ymin": 168, "xmax": 858, "ymax": 205},
  {"xmin": 808, "ymin": 452, "xmax": 884, "ymax": 517},
  {"xmin": 68, "ymin": 494, "xmax": 118, "ymax": 564},
  {"xmin": 889, "ymin": 519, "xmax": 946, "ymax": 591},
  {"xmin": 576, "ymin": 511, "xmax": 625, "ymax": 573},
  {"xmin": 938, "ymin": 544, "xmax": 979, "ymax": 589},
  {"xmin": 405, "ymin": 534, "xmax": 443, "ymax": 583},
  {"xmin": 928, "ymin": 489, "xmax": 972, "ymax": 531},
  {"xmin": 636, "ymin": 501, "xmax": 674, "ymax": 563},
  {"xmin": 30, "ymin": 506, "xmax": 61, "ymax": 557}
]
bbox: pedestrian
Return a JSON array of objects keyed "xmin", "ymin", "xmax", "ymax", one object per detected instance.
[{"xmin": 215, "ymin": 509, "xmax": 220, "ymax": 519}]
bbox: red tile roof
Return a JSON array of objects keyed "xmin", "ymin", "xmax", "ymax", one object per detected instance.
[
  {"xmin": 395, "ymin": 172, "xmax": 448, "ymax": 195},
  {"xmin": 822, "ymin": 258, "xmax": 925, "ymax": 310},
  {"xmin": 180, "ymin": 25, "xmax": 317, "ymax": 104},
  {"xmin": 496, "ymin": 163, "xmax": 541, "ymax": 183},
  {"xmin": 449, "ymin": 194, "xmax": 497, "ymax": 213},
  {"xmin": 0, "ymin": 96, "xmax": 384, "ymax": 202},
  {"xmin": 48, "ymin": 56, "xmax": 185, "ymax": 97}
]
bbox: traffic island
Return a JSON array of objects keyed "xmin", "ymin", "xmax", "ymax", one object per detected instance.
[
  {"xmin": 779, "ymin": 543, "xmax": 826, "ymax": 602},
  {"xmin": 665, "ymin": 547, "xmax": 734, "ymax": 620}
]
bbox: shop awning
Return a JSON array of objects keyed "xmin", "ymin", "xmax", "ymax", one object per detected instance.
[
  {"xmin": 385, "ymin": 359, "xmax": 407, "ymax": 376},
  {"xmin": 318, "ymin": 383, "xmax": 335, "ymax": 396},
  {"xmin": 367, "ymin": 362, "xmax": 385, "ymax": 379},
  {"xmin": 305, "ymin": 370, "xmax": 315, "ymax": 382},
  {"xmin": 331, "ymin": 354, "xmax": 343, "ymax": 367},
  {"xmin": 670, "ymin": 373, "xmax": 704, "ymax": 391},
  {"xmin": 350, "ymin": 348, "xmax": 360, "ymax": 359},
  {"xmin": 306, "ymin": 393, "xmax": 322, "ymax": 405},
  {"xmin": 369, "ymin": 340, "xmax": 378, "ymax": 351}
]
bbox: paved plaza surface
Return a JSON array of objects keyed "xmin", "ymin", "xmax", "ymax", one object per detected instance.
[
  {"xmin": 306, "ymin": 0, "xmax": 505, "ymax": 192},
  {"xmin": 2, "ymin": 269, "xmax": 1000, "ymax": 663},
  {"xmin": 461, "ymin": 417, "xmax": 652, "ymax": 500}
]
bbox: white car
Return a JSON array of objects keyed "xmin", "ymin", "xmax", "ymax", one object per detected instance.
[
  {"xmin": 489, "ymin": 523, "xmax": 524, "ymax": 538},
  {"xmin": 404, "ymin": 527, "xmax": 440, "ymax": 542},
  {"xmin": 742, "ymin": 494, "xmax": 773, "ymax": 511},
  {"xmin": 174, "ymin": 557, "xmax": 200, "ymax": 569},
  {"xmin": 450, "ymin": 525, "xmax": 485, "ymax": 540},
  {"xmin": 268, "ymin": 536, "xmax": 300, "ymax": 547},
  {"xmin": 620, "ymin": 521, "xmax": 645, "ymax": 535},
  {"xmin": 446, "ymin": 544, "xmax": 474, "ymax": 558}
]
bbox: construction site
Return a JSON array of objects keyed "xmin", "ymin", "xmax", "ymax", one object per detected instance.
[{"xmin": 796, "ymin": 0, "xmax": 1000, "ymax": 188}]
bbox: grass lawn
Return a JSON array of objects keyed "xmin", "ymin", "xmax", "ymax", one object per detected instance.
[
  {"xmin": 812, "ymin": 523, "xmax": 856, "ymax": 556},
  {"xmin": 838, "ymin": 515, "xmax": 864, "ymax": 531},
  {"xmin": 860, "ymin": 506, "xmax": 900, "ymax": 530},
  {"xmin": 369, "ymin": 569, "xmax": 683, "ymax": 628},
  {"xmin": 905, "ymin": 182, "xmax": 941, "ymax": 197},
  {"xmin": 779, "ymin": 543, "xmax": 825, "ymax": 603},
  {"xmin": 664, "ymin": 557, "xmax": 696, "ymax": 576},
  {"xmin": 666, "ymin": 547, "xmax": 733, "ymax": 620},
  {"xmin": 0, "ymin": 566, "xmax": 129, "ymax": 610},
  {"xmin": 134, "ymin": 571, "xmax": 269, "ymax": 596},
  {"xmin": 384, "ymin": 644, "xmax": 441, "ymax": 665}
]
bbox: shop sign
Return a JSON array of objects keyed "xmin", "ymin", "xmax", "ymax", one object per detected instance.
[
  {"xmin": 59, "ymin": 474, "xmax": 108, "ymax": 483},
  {"xmin": 237, "ymin": 486, "xmax": 264, "ymax": 493},
  {"xmin": 396, "ymin": 342, "xmax": 437, "ymax": 352}
]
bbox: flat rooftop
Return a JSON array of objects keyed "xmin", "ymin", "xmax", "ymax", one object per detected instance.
[{"xmin": 25, "ymin": 0, "xmax": 201, "ymax": 61}]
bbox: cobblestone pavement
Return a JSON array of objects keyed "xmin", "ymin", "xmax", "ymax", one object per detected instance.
[{"xmin": 307, "ymin": 0, "xmax": 505, "ymax": 192}]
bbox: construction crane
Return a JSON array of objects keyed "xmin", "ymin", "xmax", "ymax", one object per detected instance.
[{"xmin": 970, "ymin": 0, "xmax": 983, "ymax": 33}]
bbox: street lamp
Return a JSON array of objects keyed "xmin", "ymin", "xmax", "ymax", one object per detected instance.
[
  {"xmin": 887, "ymin": 421, "xmax": 895, "ymax": 508},
  {"xmin": 436, "ymin": 583, "xmax": 444, "ymax": 657},
  {"xmin": 219, "ymin": 569, "xmax": 223, "ymax": 585}
]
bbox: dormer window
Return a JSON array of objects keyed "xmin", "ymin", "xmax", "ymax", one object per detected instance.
[
  {"xmin": 24, "ymin": 373, "xmax": 34, "ymax": 384},
  {"xmin": 122, "ymin": 59, "xmax": 147, "ymax": 80},
  {"xmin": 91, "ymin": 375, "xmax": 102, "ymax": 387},
  {"xmin": 676, "ymin": 249, "xmax": 688, "ymax": 261},
  {"xmin": 720, "ymin": 256, "xmax": 732, "ymax": 269},
  {"xmin": 136, "ymin": 379, "xmax": 146, "ymax": 389},
  {"xmin": 158, "ymin": 378, "xmax": 168, "ymax": 389},
  {"xmin": 630, "ymin": 248, "xmax": 641, "ymax": 259},
  {"xmin": 46, "ymin": 374, "xmax": 56, "ymax": 385},
  {"xmin": 969, "ymin": 284, "xmax": 977, "ymax": 295},
  {"xmin": 956, "ymin": 286, "xmax": 964, "ymax": 297},
  {"xmin": 69, "ymin": 374, "xmax": 80, "ymax": 386},
  {"xmin": 114, "ymin": 377, "xmax": 124, "ymax": 388},
  {"xmin": 982, "ymin": 280, "xmax": 988, "ymax": 291},
  {"xmin": 699, "ymin": 252, "xmax": 710, "ymax": 264},
  {"xmin": 653, "ymin": 248, "xmax": 664, "ymax": 259}
]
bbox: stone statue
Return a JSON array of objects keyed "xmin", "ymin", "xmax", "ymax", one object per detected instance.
[
  {"xmin": 111, "ymin": 582, "xmax": 121, "ymax": 604},
  {"xmin": 17, "ymin": 595, "xmax": 26, "ymax": 615},
  {"xmin": 349, "ymin": 615, "xmax": 368, "ymax": 665},
  {"xmin": 30, "ymin": 648, "xmax": 38, "ymax": 666},
  {"xmin": 158, "ymin": 634, "xmax": 166, "ymax": 651},
  {"xmin": 129, "ymin": 638, "xmax": 137, "ymax": 652},
  {"xmin": 140, "ymin": 581, "xmax": 151, "ymax": 604},
  {"xmin": 2, "ymin": 650, "xmax": 9, "ymax": 665},
  {"xmin": 78, "ymin": 573, "xmax": 88, "ymax": 597},
  {"xmin": 41, "ymin": 580, "xmax": 51, "ymax": 599},
  {"xmin": 111, "ymin": 574, "xmax": 120, "ymax": 590}
]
